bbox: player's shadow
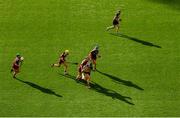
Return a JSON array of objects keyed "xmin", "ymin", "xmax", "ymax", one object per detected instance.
[
  {"xmin": 110, "ymin": 33, "xmax": 162, "ymax": 48},
  {"xmin": 67, "ymin": 62, "xmax": 79, "ymax": 65},
  {"xmin": 147, "ymin": 0, "xmax": 180, "ymax": 10},
  {"xmin": 96, "ymin": 70, "xmax": 144, "ymax": 91},
  {"xmin": 16, "ymin": 78, "xmax": 62, "ymax": 98},
  {"xmin": 59, "ymin": 73, "xmax": 134, "ymax": 105}
]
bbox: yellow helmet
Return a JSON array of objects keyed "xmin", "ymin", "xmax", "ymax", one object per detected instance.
[{"xmin": 65, "ymin": 50, "xmax": 69, "ymax": 54}]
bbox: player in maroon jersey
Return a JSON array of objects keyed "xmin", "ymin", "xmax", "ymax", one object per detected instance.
[
  {"xmin": 76, "ymin": 56, "xmax": 93, "ymax": 88},
  {"xmin": 106, "ymin": 10, "xmax": 122, "ymax": 32},
  {"xmin": 88, "ymin": 46, "xmax": 100, "ymax": 71},
  {"xmin": 51, "ymin": 50, "xmax": 69, "ymax": 75},
  {"xmin": 76, "ymin": 56, "xmax": 90, "ymax": 80},
  {"xmin": 81, "ymin": 60, "xmax": 93, "ymax": 88},
  {"xmin": 11, "ymin": 53, "xmax": 24, "ymax": 78}
]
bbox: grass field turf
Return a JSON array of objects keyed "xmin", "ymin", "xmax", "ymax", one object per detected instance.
[{"xmin": 0, "ymin": 0, "xmax": 180, "ymax": 116}]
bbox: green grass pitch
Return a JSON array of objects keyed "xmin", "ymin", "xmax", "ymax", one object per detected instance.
[{"xmin": 0, "ymin": 0, "xmax": 180, "ymax": 116}]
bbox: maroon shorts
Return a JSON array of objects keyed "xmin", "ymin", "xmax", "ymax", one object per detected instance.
[
  {"xmin": 78, "ymin": 65, "xmax": 82, "ymax": 73},
  {"xmin": 13, "ymin": 64, "xmax": 19, "ymax": 72},
  {"xmin": 13, "ymin": 64, "xmax": 19, "ymax": 69},
  {"xmin": 59, "ymin": 58, "xmax": 65, "ymax": 64}
]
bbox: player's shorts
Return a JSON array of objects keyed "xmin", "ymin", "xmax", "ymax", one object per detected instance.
[
  {"xmin": 82, "ymin": 72, "xmax": 91, "ymax": 81},
  {"xmin": 113, "ymin": 19, "xmax": 119, "ymax": 25},
  {"xmin": 91, "ymin": 55, "xmax": 97, "ymax": 60},
  {"xmin": 13, "ymin": 64, "xmax": 19, "ymax": 72},
  {"xmin": 59, "ymin": 58, "xmax": 65, "ymax": 64},
  {"xmin": 78, "ymin": 65, "xmax": 82, "ymax": 73}
]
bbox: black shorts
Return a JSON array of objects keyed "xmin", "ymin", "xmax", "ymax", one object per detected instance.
[
  {"xmin": 91, "ymin": 56, "xmax": 97, "ymax": 60},
  {"xmin": 113, "ymin": 19, "xmax": 119, "ymax": 25}
]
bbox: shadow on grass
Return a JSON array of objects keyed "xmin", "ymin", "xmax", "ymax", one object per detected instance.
[
  {"xmin": 147, "ymin": 0, "xmax": 180, "ymax": 10},
  {"xmin": 59, "ymin": 73, "xmax": 134, "ymax": 105},
  {"xmin": 96, "ymin": 70, "xmax": 144, "ymax": 91},
  {"xmin": 16, "ymin": 78, "xmax": 62, "ymax": 98},
  {"xmin": 110, "ymin": 33, "xmax": 162, "ymax": 48},
  {"xmin": 67, "ymin": 62, "xmax": 79, "ymax": 65}
]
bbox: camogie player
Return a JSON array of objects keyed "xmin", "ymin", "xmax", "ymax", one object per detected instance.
[
  {"xmin": 81, "ymin": 59, "xmax": 93, "ymax": 88},
  {"xmin": 51, "ymin": 50, "xmax": 69, "ymax": 75},
  {"xmin": 76, "ymin": 56, "xmax": 91, "ymax": 80},
  {"xmin": 88, "ymin": 46, "xmax": 100, "ymax": 71},
  {"xmin": 106, "ymin": 10, "xmax": 122, "ymax": 32},
  {"xmin": 11, "ymin": 53, "xmax": 24, "ymax": 78}
]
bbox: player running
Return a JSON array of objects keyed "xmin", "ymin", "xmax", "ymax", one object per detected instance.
[
  {"xmin": 76, "ymin": 56, "xmax": 91, "ymax": 80},
  {"xmin": 88, "ymin": 46, "xmax": 100, "ymax": 71},
  {"xmin": 51, "ymin": 50, "xmax": 69, "ymax": 75},
  {"xmin": 11, "ymin": 53, "xmax": 24, "ymax": 78},
  {"xmin": 106, "ymin": 10, "xmax": 122, "ymax": 32},
  {"xmin": 81, "ymin": 59, "xmax": 93, "ymax": 88}
]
